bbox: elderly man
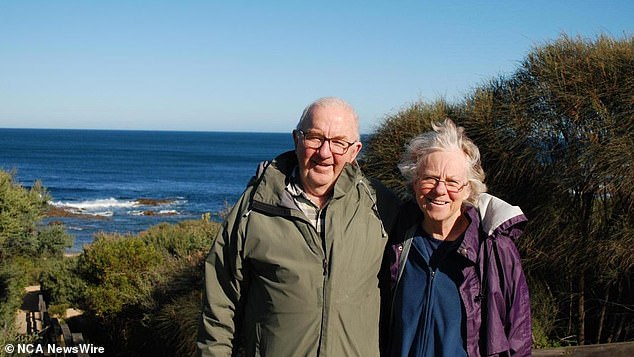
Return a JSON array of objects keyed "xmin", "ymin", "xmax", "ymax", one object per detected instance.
[{"xmin": 197, "ymin": 97, "xmax": 399, "ymax": 356}]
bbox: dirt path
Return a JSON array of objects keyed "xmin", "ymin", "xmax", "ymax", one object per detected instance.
[
  {"xmin": 15, "ymin": 285, "xmax": 41, "ymax": 335},
  {"xmin": 14, "ymin": 285, "xmax": 83, "ymax": 335}
]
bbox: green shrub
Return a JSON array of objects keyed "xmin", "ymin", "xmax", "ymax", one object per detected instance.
[
  {"xmin": 0, "ymin": 169, "xmax": 73, "ymax": 342},
  {"xmin": 39, "ymin": 256, "xmax": 86, "ymax": 306},
  {"xmin": 0, "ymin": 170, "xmax": 50, "ymax": 261},
  {"xmin": 152, "ymin": 290, "xmax": 203, "ymax": 357},
  {"xmin": 360, "ymin": 99, "xmax": 457, "ymax": 198},
  {"xmin": 4, "ymin": 225, "xmax": 73, "ymax": 259},
  {"xmin": 76, "ymin": 233, "xmax": 165, "ymax": 316},
  {"xmin": 529, "ymin": 277, "xmax": 560, "ymax": 348},
  {"xmin": 0, "ymin": 262, "xmax": 28, "ymax": 344},
  {"xmin": 62, "ymin": 218, "xmax": 219, "ymax": 355},
  {"xmin": 47, "ymin": 303, "xmax": 71, "ymax": 319},
  {"xmin": 74, "ymin": 218, "xmax": 218, "ymax": 319},
  {"xmin": 138, "ymin": 219, "xmax": 218, "ymax": 259},
  {"xmin": 33, "ymin": 225, "xmax": 73, "ymax": 257}
]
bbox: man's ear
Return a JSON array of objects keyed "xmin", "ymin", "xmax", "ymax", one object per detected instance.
[
  {"xmin": 349, "ymin": 141, "xmax": 363, "ymax": 161},
  {"xmin": 292, "ymin": 130, "xmax": 299, "ymax": 149}
]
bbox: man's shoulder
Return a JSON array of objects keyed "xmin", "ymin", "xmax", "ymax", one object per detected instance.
[
  {"xmin": 366, "ymin": 178, "xmax": 399, "ymax": 202},
  {"xmin": 247, "ymin": 160, "xmax": 272, "ymax": 186},
  {"xmin": 247, "ymin": 151, "xmax": 297, "ymax": 186},
  {"xmin": 362, "ymin": 177, "xmax": 402, "ymax": 234}
]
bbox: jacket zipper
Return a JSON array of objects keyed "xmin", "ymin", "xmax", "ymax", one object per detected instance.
[
  {"xmin": 317, "ymin": 221, "xmax": 329, "ymax": 355},
  {"xmin": 394, "ymin": 234, "xmax": 436, "ymax": 356},
  {"xmin": 250, "ymin": 183, "xmax": 374, "ymax": 355},
  {"xmin": 421, "ymin": 269, "xmax": 436, "ymax": 354}
]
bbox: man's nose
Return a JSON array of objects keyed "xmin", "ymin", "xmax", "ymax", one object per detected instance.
[{"xmin": 317, "ymin": 139, "xmax": 333, "ymax": 156}]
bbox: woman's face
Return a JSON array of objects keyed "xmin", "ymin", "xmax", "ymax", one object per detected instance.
[{"xmin": 413, "ymin": 150, "xmax": 471, "ymax": 226}]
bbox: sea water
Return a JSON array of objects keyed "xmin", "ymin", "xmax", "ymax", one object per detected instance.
[{"xmin": 0, "ymin": 129, "xmax": 293, "ymax": 251}]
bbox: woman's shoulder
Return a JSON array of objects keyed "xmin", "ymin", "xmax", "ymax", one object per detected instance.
[{"xmin": 476, "ymin": 193, "xmax": 527, "ymax": 240}]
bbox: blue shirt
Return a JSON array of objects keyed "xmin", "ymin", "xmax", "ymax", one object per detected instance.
[{"xmin": 390, "ymin": 227, "xmax": 468, "ymax": 357}]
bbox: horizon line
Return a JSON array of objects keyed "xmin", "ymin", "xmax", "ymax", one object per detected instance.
[{"xmin": 0, "ymin": 126, "xmax": 375, "ymax": 136}]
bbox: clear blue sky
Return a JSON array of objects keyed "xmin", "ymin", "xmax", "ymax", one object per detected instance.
[{"xmin": 1, "ymin": 1, "xmax": 632, "ymax": 134}]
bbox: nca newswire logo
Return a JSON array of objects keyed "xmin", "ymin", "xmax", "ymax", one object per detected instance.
[{"xmin": 4, "ymin": 343, "xmax": 105, "ymax": 354}]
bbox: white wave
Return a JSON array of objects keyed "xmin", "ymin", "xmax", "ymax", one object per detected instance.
[
  {"xmin": 50, "ymin": 198, "xmax": 138, "ymax": 211},
  {"xmin": 90, "ymin": 211, "xmax": 114, "ymax": 217},
  {"xmin": 126, "ymin": 209, "xmax": 180, "ymax": 216}
]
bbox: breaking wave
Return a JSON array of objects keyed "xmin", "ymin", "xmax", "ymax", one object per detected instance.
[
  {"xmin": 49, "ymin": 197, "xmax": 186, "ymax": 218},
  {"xmin": 50, "ymin": 198, "xmax": 137, "ymax": 210}
]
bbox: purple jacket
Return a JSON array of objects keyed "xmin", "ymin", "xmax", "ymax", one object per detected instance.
[{"xmin": 387, "ymin": 194, "xmax": 532, "ymax": 356}]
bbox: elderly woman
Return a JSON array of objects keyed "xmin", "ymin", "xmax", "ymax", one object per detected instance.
[{"xmin": 386, "ymin": 119, "xmax": 532, "ymax": 357}]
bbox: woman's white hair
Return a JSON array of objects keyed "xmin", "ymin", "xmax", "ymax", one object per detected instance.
[{"xmin": 398, "ymin": 118, "xmax": 487, "ymax": 204}]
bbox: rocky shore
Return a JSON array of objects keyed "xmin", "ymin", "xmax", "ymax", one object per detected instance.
[
  {"xmin": 46, "ymin": 197, "xmax": 181, "ymax": 220},
  {"xmin": 46, "ymin": 206, "xmax": 110, "ymax": 220}
]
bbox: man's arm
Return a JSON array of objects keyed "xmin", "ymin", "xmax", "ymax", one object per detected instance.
[{"xmin": 197, "ymin": 200, "xmax": 248, "ymax": 356}]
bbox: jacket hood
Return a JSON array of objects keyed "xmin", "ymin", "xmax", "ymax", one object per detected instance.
[{"xmin": 476, "ymin": 193, "xmax": 527, "ymax": 240}]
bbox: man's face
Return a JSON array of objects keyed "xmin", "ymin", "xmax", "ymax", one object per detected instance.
[{"xmin": 294, "ymin": 105, "xmax": 362, "ymax": 200}]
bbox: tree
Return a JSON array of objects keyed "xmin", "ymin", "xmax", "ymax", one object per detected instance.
[
  {"xmin": 362, "ymin": 34, "xmax": 634, "ymax": 345},
  {"xmin": 461, "ymin": 34, "xmax": 634, "ymax": 345}
]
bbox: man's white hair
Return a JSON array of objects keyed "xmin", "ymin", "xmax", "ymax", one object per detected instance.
[{"xmin": 296, "ymin": 97, "xmax": 360, "ymax": 140}]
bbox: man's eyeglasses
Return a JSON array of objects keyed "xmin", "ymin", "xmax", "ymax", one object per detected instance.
[
  {"xmin": 418, "ymin": 176, "xmax": 468, "ymax": 193},
  {"xmin": 296, "ymin": 129, "xmax": 357, "ymax": 155}
]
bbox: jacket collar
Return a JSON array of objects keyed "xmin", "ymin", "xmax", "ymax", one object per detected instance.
[
  {"xmin": 398, "ymin": 203, "xmax": 522, "ymax": 265},
  {"xmin": 456, "ymin": 205, "xmax": 482, "ymax": 264},
  {"xmin": 251, "ymin": 150, "xmax": 361, "ymax": 209},
  {"xmin": 476, "ymin": 193, "xmax": 526, "ymax": 237}
]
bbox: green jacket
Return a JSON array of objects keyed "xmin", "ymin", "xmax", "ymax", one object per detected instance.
[{"xmin": 198, "ymin": 151, "xmax": 399, "ymax": 356}]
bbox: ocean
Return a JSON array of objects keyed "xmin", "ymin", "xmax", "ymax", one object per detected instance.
[{"xmin": 0, "ymin": 129, "xmax": 294, "ymax": 252}]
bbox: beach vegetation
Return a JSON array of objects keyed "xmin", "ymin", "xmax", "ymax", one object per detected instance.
[
  {"xmin": 0, "ymin": 171, "xmax": 72, "ymax": 260},
  {"xmin": 0, "ymin": 170, "xmax": 72, "ymax": 349},
  {"xmin": 0, "ymin": 168, "xmax": 217, "ymax": 355},
  {"xmin": 40, "ymin": 217, "xmax": 219, "ymax": 356},
  {"xmin": 39, "ymin": 256, "xmax": 86, "ymax": 307}
]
